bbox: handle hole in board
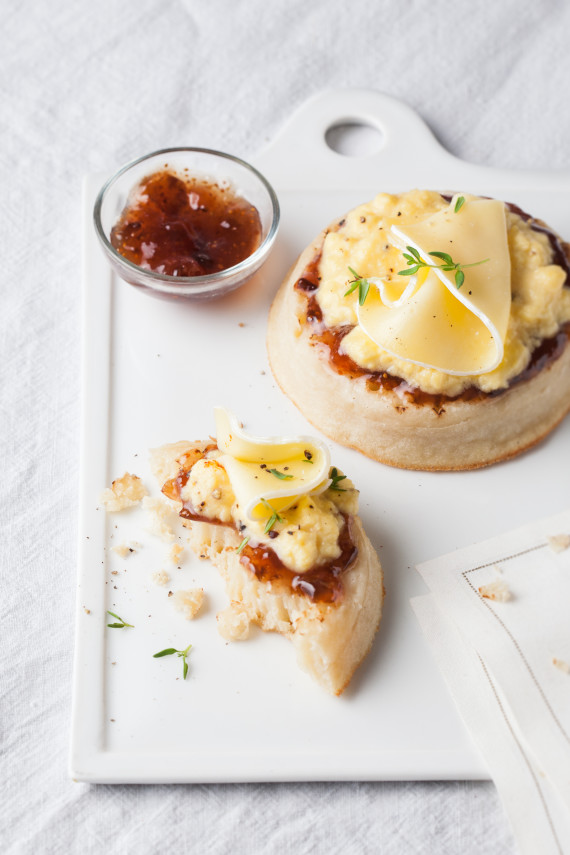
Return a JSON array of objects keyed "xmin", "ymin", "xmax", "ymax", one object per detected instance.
[{"xmin": 324, "ymin": 121, "xmax": 384, "ymax": 157}]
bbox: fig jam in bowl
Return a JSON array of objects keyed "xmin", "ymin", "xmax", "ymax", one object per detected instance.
[{"xmin": 93, "ymin": 148, "xmax": 280, "ymax": 299}]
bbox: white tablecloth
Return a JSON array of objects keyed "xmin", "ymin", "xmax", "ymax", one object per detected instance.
[{"xmin": 3, "ymin": 1, "xmax": 569, "ymax": 851}]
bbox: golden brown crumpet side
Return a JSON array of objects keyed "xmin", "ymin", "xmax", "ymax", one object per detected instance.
[{"xmin": 267, "ymin": 191, "xmax": 570, "ymax": 470}]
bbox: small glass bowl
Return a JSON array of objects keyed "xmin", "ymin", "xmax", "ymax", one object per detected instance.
[{"xmin": 93, "ymin": 147, "xmax": 280, "ymax": 300}]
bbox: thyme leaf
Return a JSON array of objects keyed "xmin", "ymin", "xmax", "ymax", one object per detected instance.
[
  {"xmin": 153, "ymin": 643, "xmax": 192, "ymax": 680},
  {"xmin": 153, "ymin": 648, "xmax": 178, "ymax": 657},
  {"xmin": 454, "ymin": 196, "xmax": 465, "ymax": 213},
  {"xmin": 344, "ymin": 267, "xmax": 371, "ymax": 305},
  {"xmin": 329, "ymin": 467, "xmax": 347, "ymax": 491},
  {"xmin": 235, "ymin": 536, "xmax": 249, "ymax": 554},
  {"xmin": 106, "ymin": 610, "xmax": 134, "ymax": 629},
  {"xmin": 260, "ymin": 498, "xmax": 284, "ymax": 534},
  {"xmin": 429, "ymin": 251, "xmax": 454, "ymax": 265},
  {"xmin": 269, "ymin": 468, "xmax": 293, "ymax": 480}
]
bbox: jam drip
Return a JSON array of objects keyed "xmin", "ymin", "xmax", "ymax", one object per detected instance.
[
  {"xmin": 239, "ymin": 515, "xmax": 356, "ymax": 604},
  {"xmin": 294, "ymin": 202, "xmax": 570, "ymax": 407},
  {"xmin": 110, "ymin": 170, "xmax": 262, "ymax": 277},
  {"xmin": 162, "ymin": 449, "xmax": 357, "ymax": 604},
  {"xmin": 161, "ymin": 444, "xmax": 217, "ymax": 504}
]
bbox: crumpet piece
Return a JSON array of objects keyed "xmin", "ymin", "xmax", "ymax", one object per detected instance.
[
  {"xmin": 100, "ymin": 473, "xmax": 147, "ymax": 511},
  {"xmin": 267, "ymin": 191, "xmax": 570, "ymax": 470},
  {"xmin": 152, "ymin": 410, "xmax": 384, "ymax": 695}
]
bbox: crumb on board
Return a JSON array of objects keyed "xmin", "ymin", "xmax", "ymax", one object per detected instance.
[
  {"xmin": 169, "ymin": 543, "xmax": 184, "ymax": 564},
  {"xmin": 100, "ymin": 473, "xmax": 148, "ymax": 512},
  {"xmin": 173, "ymin": 588, "xmax": 204, "ymax": 620},
  {"xmin": 152, "ymin": 570, "xmax": 170, "ymax": 587},
  {"xmin": 216, "ymin": 604, "xmax": 250, "ymax": 640},
  {"xmin": 547, "ymin": 534, "xmax": 570, "ymax": 554},
  {"xmin": 478, "ymin": 579, "xmax": 511, "ymax": 602},
  {"xmin": 143, "ymin": 496, "xmax": 177, "ymax": 542},
  {"xmin": 112, "ymin": 542, "xmax": 140, "ymax": 558},
  {"xmin": 84, "ymin": 608, "xmax": 91, "ymax": 615},
  {"xmin": 552, "ymin": 657, "xmax": 570, "ymax": 674}
]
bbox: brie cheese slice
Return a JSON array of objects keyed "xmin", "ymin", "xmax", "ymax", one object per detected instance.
[
  {"xmin": 215, "ymin": 407, "xmax": 331, "ymax": 521},
  {"xmin": 357, "ymin": 197, "xmax": 511, "ymax": 375}
]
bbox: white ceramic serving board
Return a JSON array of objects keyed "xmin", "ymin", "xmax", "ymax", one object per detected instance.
[{"xmin": 71, "ymin": 89, "xmax": 570, "ymax": 783}]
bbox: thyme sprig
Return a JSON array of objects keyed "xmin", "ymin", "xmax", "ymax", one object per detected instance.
[
  {"xmin": 329, "ymin": 467, "xmax": 347, "ymax": 492},
  {"xmin": 398, "ymin": 245, "xmax": 489, "ymax": 290},
  {"xmin": 344, "ymin": 267, "xmax": 370, "ymax": 305},
  {"xmin": 260, "ymin": 498, "xmax": 284, "ymax": 534},
  {"xmin": 153, "ymin": 643, "xmax": 192, "ymax": 680},
  {"xmin": 106, "ymin": 610, "xmax": 134, "ymax": 629}
]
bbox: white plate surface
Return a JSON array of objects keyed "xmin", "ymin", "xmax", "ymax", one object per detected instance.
[{"xmin": 71, "ymin": 89, "xmax": 570, "ymax": 783}]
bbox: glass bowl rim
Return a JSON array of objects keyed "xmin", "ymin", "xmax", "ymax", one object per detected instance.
[{"xmin": 93, "ymin": 146, "xmax": 280, "ymax": 293}]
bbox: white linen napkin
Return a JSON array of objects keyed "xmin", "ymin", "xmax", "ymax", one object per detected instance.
[{"xmin": 411, "ymin": 509, "xmax": 570, "ymax": 855}]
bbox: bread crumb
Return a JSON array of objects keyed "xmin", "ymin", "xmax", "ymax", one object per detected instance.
[
  {"xmin": 112, "ymin": 542, "xmax": 140, "ymax": 558},
  {"xmin": 149, "ymin": 441, "xmax": 199, "ymax": 485},
  {"xmin": 217, "ymin": 604, "xmax": 250, "ymax": 640},
  {"xmin": 84, "ymin": 608, "xmax": 91, "ymax": 615},
  {"xmin": 143, "ymin": 496, "xmax": 177, "ymax": 542},
  {"xmin": 152, "ymin": 570, "xmax": 170, "ymax": 587},
  {"xmin": 478, "ymin": 579, "xmax": 511, "ymax": 602},
  {"xmin": 100, "ymin": 473, "xmax": 147, "ymax": 512},
  {"xmin": 547, "ymin": 534, "xmax": 570, "ymax": 554},
  {"xmin": 169, "ymin": 543, "xmax": 184, "ymax": 564},
  {"xmin": 552, "ymin": 657, "xmax": 570, "ymax": 674},
  {"xmin": 173, "ymin": 588, "xmax": 204, "ymax": 620}
]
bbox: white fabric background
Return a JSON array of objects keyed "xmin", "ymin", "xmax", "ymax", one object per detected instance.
[{"xmin": 2, "ymin": 0, "xmax": 569, "ymax": 852}]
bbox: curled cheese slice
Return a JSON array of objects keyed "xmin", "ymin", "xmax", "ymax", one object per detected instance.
[
  {"xmin": 214, "ymin": 407, "xmax": 331, "ymax": 522},
  {"xmin": 357, "ymin": 197, "xmax": 511, "ymax": 375}
]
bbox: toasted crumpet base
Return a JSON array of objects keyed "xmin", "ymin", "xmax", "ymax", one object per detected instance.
[
  {"xmin": 267, "ymin": 228, "xmax": 570, "ymax": 471},
  {"xmin": 184, "ymin": 515, "xmax": 383, "ymax": 696},
  {"xmin": 153, "ymin": 441, "xmax": 384, "ymax": 696}
]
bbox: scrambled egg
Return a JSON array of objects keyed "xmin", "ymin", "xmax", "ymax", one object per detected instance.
[
  {"xmin": 317, "ymin": 189, "xmax": 570, "ymax": 396},
  {"xmin": 181, "ymin": 452, "xmax": 358, "ymax": 573}
]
